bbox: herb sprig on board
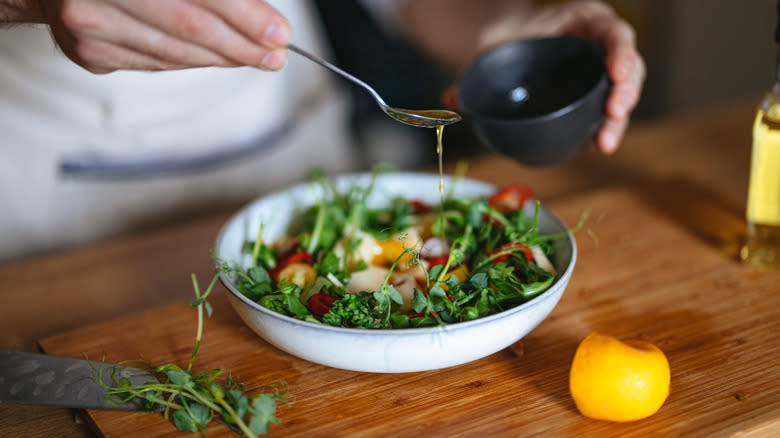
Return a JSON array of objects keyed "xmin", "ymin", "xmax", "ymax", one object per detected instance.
[{"xmin": 98, "ymin": 271, "xmax": 289, "ymax": 437}]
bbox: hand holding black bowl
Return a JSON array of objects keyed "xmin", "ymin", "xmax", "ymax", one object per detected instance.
[{"xmin": 456, "ymin": 36, "xmax": 610, "ymax": 167}]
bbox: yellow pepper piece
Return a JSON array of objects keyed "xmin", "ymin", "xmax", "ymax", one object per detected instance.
[
  {"xmin": 373, "ymin": 239, "xmax": 415, "ymax": 267},
  {"xmin": 440, "ymin": 265, "xmax": 468, "ymax": 291}
]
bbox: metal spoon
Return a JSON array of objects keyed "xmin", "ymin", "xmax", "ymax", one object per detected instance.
[{"xmin": 287, "ymin": 44, "xmax": 461, "ymax": 128}]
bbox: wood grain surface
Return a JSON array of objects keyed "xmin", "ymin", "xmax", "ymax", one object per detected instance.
[{"xmin": 38, "ymin": 185, "xmax": 780, "ymax": 438}]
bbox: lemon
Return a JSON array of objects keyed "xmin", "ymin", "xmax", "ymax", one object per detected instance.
[{"xmin": 569, "ymin": 332, "xmax": 671, "ymax": 422}]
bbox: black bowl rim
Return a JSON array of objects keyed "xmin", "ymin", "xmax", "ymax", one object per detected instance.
[{"xmin": 456, "ymin": 35, "xmax": 609, "ymax": 125}]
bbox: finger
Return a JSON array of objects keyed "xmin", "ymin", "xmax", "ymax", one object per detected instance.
[
  {"xmin": 62, "ymin": 0, "xmax": 237, "ymax": 69},
  {"xmin": 567, "ymin": 13, "xmax": 645, "ymax": 119},
  {"xmin": 197, "ymin": 0, "xmax": 291, "ymax": 48},
  {"xmin": 112, "ymin": 0, "xmax": 288, "ymax": 69},
  {"xmin": 597, "ymin": 19, "xmax": 640, "ymax": 86},
  {"xmin": 606, "ymin": 53, "xmax": 645, "ymax": 119},
  {"xmin": 69, "ymin": 37, "xmax": 192, "ymax": 73},
  {"xmin": 595, "ymin": 114, "xmax": 629, "ymax": 155}
]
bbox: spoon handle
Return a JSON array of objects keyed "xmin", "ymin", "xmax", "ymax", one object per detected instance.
[{"xmin": 286, "ymin": 44, "xmax": 387, "ymax": 107}]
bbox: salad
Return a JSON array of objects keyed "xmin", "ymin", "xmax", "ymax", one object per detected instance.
[{"xmin": 223, "ymin": 174, "xmax": 561, "ymax": 329}]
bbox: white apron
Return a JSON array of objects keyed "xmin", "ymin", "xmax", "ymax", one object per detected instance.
[{"xmin": 0, "ymin": 2, "xmax": 357, "ymax": 262}]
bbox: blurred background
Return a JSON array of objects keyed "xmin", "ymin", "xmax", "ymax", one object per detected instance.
[{"xmin": 313, "ymin": 0, "xmax": 778, "ymax": 168}]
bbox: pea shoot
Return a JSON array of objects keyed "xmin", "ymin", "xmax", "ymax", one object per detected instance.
[{"xmin": 98, "ymin": 270, "xmax": 290, "ymax": 437}]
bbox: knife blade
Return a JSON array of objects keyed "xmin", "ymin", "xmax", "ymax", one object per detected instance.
[{"xmin": 0, "ymin": 350, "xmax": 163, "ymax": 411}]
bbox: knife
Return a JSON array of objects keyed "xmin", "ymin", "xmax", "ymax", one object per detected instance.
[{"xmin": 0, "ymin": 350, "xmax": 163, "ymax": 411}]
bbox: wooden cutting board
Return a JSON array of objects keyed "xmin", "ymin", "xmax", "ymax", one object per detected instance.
[{"xmin": 39, "ymin": 185, "xmax": 780, "ymax": 437}]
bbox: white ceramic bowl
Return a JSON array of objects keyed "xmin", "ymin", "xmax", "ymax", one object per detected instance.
[{"xmin": 216, "ymin": 172, "xmax": 576, "ymax": 373}]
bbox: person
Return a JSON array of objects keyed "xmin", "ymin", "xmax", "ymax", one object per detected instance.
[{"xmin": 0, "ymin": 0, "xmax": 644, "ymax": 263}]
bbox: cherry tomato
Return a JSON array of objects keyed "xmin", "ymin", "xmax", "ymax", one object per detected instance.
[
  {"xmin": 308, "ymin": 293, "xmax": 339, "ymax": 316},
  {"xmin": 493, "ymin": 241, "xmax": 534, "ymax": 263},
  {"xmin": 408, "ymin": 199, "xmax": 431, "ymax": 214},
  {"xmin": 488, "ymin": 184, "xmax": 533, "ymax": 212}
]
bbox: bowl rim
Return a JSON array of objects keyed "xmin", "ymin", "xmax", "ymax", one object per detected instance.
[
  {"xmin": 456, "ymin": 35, "xmax": 609, "ymax": 125},
  {"xmin": 215, "ymin": 171, "xmax": 577, "ymax": 336}
]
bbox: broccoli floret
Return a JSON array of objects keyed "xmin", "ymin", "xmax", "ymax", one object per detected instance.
[{"xmin": 322, "ymin": 293, "xmax": 378, "ymax": 328}]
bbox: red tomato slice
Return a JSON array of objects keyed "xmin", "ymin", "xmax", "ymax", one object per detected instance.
[
  {"xmin": 426, "ymin": 254, "xmax": 450, "ymax": 267},
  {"xmin": 493, "ymin": 241, "xmax": 534, "ymax": 263},
  {"xmin": 281, "ymin": 252, "xmax": 314, "ymax": 267},
  {"xmin": 308, "ymin": 293, "xmax": 339, "ymax": 316},
  {"xmin": 488, "ymin": 184, "xmax": 533, "ymax": 212}
]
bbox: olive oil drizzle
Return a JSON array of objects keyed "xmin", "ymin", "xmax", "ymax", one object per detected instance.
[
  {"xmin": 436, "ymin": 125, "xmax": 445, "ymax": 197},
  {"xmin": 436, "ymin": 125, "xmax": 445, "ymax": 239}
]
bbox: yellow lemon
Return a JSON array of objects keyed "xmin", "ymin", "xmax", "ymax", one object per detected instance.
[{"xmin": 569, "ymin": 332, "xmax": 670, "ymax": 422}]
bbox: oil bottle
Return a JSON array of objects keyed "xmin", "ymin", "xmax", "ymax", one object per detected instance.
[{"xmin": 740, "ymin": 1, "xmax": 780, "ymax": 268}]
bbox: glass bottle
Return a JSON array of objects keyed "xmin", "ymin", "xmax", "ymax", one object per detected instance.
[{"xmin": 740, "ymin": 6, "xmax": 780, "ymax": 268}]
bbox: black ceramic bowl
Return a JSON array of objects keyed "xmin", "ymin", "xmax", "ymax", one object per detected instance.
[{"xmin": 456, "ymin": 36, "xmax": 610, "ymax": 167}]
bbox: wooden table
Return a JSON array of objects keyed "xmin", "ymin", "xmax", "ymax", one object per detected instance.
[{"xmin": 1, "ymin": 100, "xmax": 777, "ymax": 437}]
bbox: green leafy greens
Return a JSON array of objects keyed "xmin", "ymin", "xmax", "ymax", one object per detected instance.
[{"xmin": 224, "ymin": 174, "xmax": 563, "ymax": 330}]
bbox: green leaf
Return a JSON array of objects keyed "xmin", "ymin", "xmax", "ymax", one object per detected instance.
[
  {"xmin": 467, "ymin": 200, "xmax": 485, "ymax": 228},
  {"xmin": 166, "ymin": 370, "xmax": 193, "ymax": 387},
  {"xmin": 173, "ymin": 410, "xmax": 198, "ymax": 432},
  {"xmin": 390, "ymin": 313, "xmax": 410, "ymax": 328},
  {"xmin": 227, "ymin": 388, "xmax": 250, "ymax": 423},
  {"xmin": 142, "ymin": 390, "xmax": 161, "ymax": 411},
  {"xmin": 383, "ymin": 285, "xmax": 404, "ymax": 305},
  {"xmin": 283, "ymin": 294, "xmax": 311, "ymax": 317},
  {"xmin": 461, "ymin": 306, "xmax": 480, "ymax": 321},
  {"xmin": 409, "ymin": 315, "xmax": 438, "ymax": 327},
  {"xmin": 188, "ymin": 403, "xmax": 211, "ymax": 428},
  {"xmin": 316, "ymin": 251, "xmax": 341, "ymax": 276},
  {"xmin": 444, "ymin": 274, "xmax": 460, "ymax": 289},
  {"xmin": 372, "ymin": 290, "xmax": 388, "ymax": 305},
  {"xmin": 204, "ymin": 301, "xmax": 214, "ymax": 318},
  {"xmin": 353, "ymin": 259, "xmax": 368, "ymax": 272},
  {"xmin": 429, "ymin": 285, "xmax": 447, "ymax": 298},
  {"xmin": 470, "ymin": 272, "xmax": 489, "ymax": 289},
  {"xmin": 429, "ymin": 265, "xmax": 444, "ymax": 281},
  {"xmin": 411, "ymin": 288, "xmax": 428, "ymax": 313},
  {"xmin": 248, "ymin": 266, "xmax": 272, "ymax": 284},
  {"xmin": 428, "ymin": 285, "xmax": 449, "ymax": 312},
  {"xmin": 248, "ymin": 395, "xmax": 279, "ymax": 435}
]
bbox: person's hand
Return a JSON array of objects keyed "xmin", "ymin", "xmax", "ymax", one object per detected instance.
[
  {"xmin": 38, "ymin": 0, "xmax": 292, "ymax": 74},
  {"xmin": 476, "ymin": 0, "xmax": 645, "ymax": 154}
]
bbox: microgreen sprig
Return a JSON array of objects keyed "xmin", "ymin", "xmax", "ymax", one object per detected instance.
[{"xmin": 98, "ymin": 270, "xmax": 290, "ymax": 437}]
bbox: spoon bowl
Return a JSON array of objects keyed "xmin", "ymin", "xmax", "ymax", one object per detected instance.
[
  {"xmin": 385, "ymin": 108, "xmax": 462, "ymax": 128},
  {"xmin": 288, "ymin": 44, "xmax": 461, "ymax": 128}
]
